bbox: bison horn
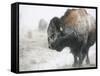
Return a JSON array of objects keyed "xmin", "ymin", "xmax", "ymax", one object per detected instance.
[{"xmin": 60, "ymin": 27, "xmax": 63, "ymax": 31}]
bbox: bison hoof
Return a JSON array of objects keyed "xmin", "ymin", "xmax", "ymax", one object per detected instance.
[
  {"xmin": 72, "ymin": 63, "xmax": 79, "ymax": 67},
  {"xmin": 72, "ymin": 62, "xmax": 82, "ymax": 67},
  {"xmin": 86, "ymin": 59, "xmax": 90, "ymax": 65}
]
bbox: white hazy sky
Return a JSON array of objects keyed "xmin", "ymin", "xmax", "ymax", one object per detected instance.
[{"xmin": 19, "ymin": 5, "xmax": 96, "ymax": 32}]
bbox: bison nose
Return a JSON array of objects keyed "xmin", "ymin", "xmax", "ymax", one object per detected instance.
[
  {"xmin": 48, "ymin": 44, "xmax": 54, "ymax": 49},
  {"xmin": 48, "ymin": 45, "xmax": 52, "ymax": 49},
  {"xmin": 49, "ymin": 46, "xmax": 51, "ymax": 48}
]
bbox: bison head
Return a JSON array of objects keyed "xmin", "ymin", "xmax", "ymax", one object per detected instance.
[
  {"xmin": 47, "ymin": 17, "xmax": 64, "ymax": 50},
  {"xmin": 50, "ymin": 29, "xmax": 77, "ymax": 52},
  {"xmin": 47, "ymin": 17, "xmax": 77, "ymax": 52}
]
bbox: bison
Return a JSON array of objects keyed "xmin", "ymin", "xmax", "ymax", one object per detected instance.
[
  {"xmin": 47, "ymin": 9, "xmax": 96, "ymax": 67},
  {"xmin": 38, "ymin": 19, "xmax": 47, "ymax": 31}
]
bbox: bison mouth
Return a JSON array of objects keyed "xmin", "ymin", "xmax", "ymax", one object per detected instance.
[
  {"xmin": 55, "ymin": 47, "xmax": 63, "ymax": 52},
  {"xmin": 48, "ymin": 37, "xmax": 66, "ymax": 52},
  {"xmin": 49, "ymin": 45, "xmax": 63, "ymax": 52}
]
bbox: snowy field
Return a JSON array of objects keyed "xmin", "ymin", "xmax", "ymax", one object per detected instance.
[
  {"xmin": 19, "ymin": 30, "xmax": 96, "ymax": 71},
  {"xmin": 19, "ymin": 5, "xmax": 96, "ymax": 71}
]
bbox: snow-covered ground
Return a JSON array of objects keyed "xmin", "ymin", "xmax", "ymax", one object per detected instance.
[
  {"xmin": 19, "ymin": 5, "xmax": 96, "ymax": 71},
  {"xmin": 19, "ymin": 30, "xmax": 96, "ymax": 71}
]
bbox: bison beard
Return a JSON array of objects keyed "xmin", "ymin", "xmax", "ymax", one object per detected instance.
[{"xmin": 47, "ymin": 9, "xmax": 96, "ymax": 67}]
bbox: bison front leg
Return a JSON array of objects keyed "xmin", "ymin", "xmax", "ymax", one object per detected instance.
[
  {"xmin": 78, "ymin": 52, "xmax": 83, "ymax": 66},
  {"xmin": 72, "ymin": 55, "xmax": 79, "ymax": 67},
  {"xmin": 78, "ymin": 47, "xmax": 86, "ymax": 66},
  {"xmin": 81, "ymin": 46, "xmax": 90, "ymax": 65},
  {"xmin": 86, "ymin": 52, "xmax": 90, "ymax": 64},
  {"xmin": 85, "ymin": 47, "xmax": 90, "ymax": 64},
  {"xmin": 79, "ymin": 46, "xmax": 89, "ymax": 66}
]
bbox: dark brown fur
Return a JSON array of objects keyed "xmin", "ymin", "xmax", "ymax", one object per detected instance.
[{"xmin": 47, "ymin": 9, "xmax": 96, "ymax": 67}]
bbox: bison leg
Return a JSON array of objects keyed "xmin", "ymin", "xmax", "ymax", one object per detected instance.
[
  {"xmin": 79, "ymin": 46, "xmax": 90, "ymax": 66},
  {"xmin": 85, "ymin": 47, "xmax": 90, "ymax": 64},
  {"xmin": 86, "ymin": 52, "xmax": 90, "ymax": 64},
  {"xmin": 79, "ymin": 46, "xmax": 86, "ymax": 66},
  {"xmin": 79, "ymin": 52, "xmax": 86, "ymax": 66},
  {"xmin": 81, "ymin": 46, "xmax": 90, "ymax": 65},
  {"xmin": 72, "ymin": 55, "xmax": 79, "ymax": 67},
  {"xmin": 79, "ymin": 53, "xmax": 83, "ymax": 66}
]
